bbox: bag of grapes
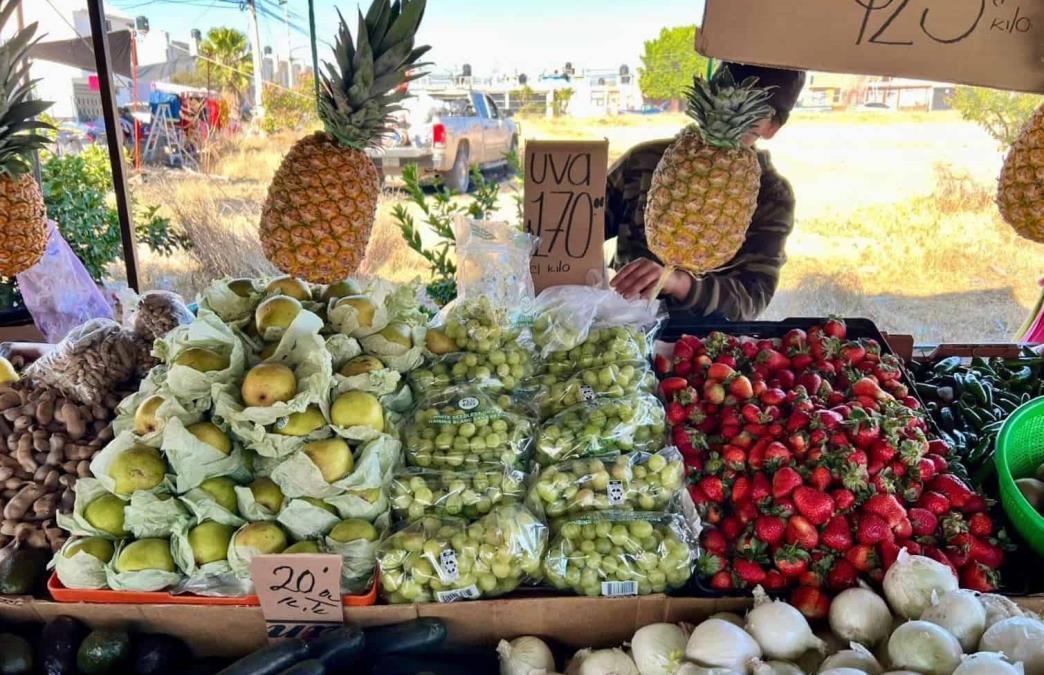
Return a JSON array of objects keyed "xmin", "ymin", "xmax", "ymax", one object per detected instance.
[
  {"xmin": 522, "ymin": 361, "xmax": 657, "ymax": 419},
  {"xmin": 527, "ymin": 448, "xmax": 685, "ymax": 523},
  {"xmin": 409, "ymin": 345, "xmax": 535, "ymax": 395},
  {"xmin": 542, "ymin": 510, "xmax": 698, "ymax": 597},
  {"xmin": 376, "ymin": 504, "xmax": 547, "ymax": 604},
  {"xmin": 533, "ymin": 394, "xmax": 666, "ymax": 466},
  {"xmin": 389, "ymin": 465, "xmax": 528, "ymax": 523},
  {"xmin": 402, "ymin": 386, "xmax": 535, "ymax": 470}
]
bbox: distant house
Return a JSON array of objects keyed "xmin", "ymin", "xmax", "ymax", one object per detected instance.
[
  {"xmin": 864, "ymin": 77, "xmax": 955, "ymax": 111},
  {"xmin": 800, "ymin": 73, "xmax": 868, "ymax": 110}
]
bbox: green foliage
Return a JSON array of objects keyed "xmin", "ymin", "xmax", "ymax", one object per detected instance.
[
  {"xmin": 261, "ymin": 73, "xmax": 318, "ymax": 134},
  {"xmin": 639, "ymin": 25, "xmax": 710, "ymax": 102},
  {"xmin": 197, "ymin": 27, "xmax": 253, "ymax": 106},
  {"xmin": 552, "ymin": 88, "xmax": 574, "ymax": 117},
  {"xmin": 949, "ymin": 87, "xmax": 1043, "ymax": 147},
  {"xmin": 509, "ymin": 86, "xmax": 544, "ymax": 115}
]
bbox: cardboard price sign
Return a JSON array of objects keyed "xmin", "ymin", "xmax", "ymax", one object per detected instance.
[
  {"xmin": 251, "ymin": 554, "xmax": 344, "ymax": 641},
  {"xmin": 524, "ymin": 140, "xmax": 609, "ymax": 291},
  {"xmin": 699, "ymin": 0, "xmax": 1043, "ymax": 94}
]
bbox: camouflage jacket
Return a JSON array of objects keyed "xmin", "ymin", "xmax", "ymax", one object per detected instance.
[{"xmin": 605, "ymin": 140, "xmax": 796, "ymax": 321}]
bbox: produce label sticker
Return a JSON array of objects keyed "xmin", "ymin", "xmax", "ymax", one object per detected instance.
[
  {"xmin": 524, "ymin": 140, "xmax": 610, "ymax": 292},
  {"xmin": 579, "ymin": 385, "xmax": 597, "ymax": 401},
  {"xmin": 607, "ymin": 480, "xmax": 626, "ymax": 505},
  {"xmin": 435, "ymin": 584, "xmax": 480, "ymax": 603},
  {"xmin": 601, "ymin": 580, "xmax": 638, "ymax": 597},
  {"xmin": 251, "ymin": 553, "xmax": 344, "ymax": 642},
  {"xmin": 438, "ymin": 549, "xmax": 460, "ymax": 582}
]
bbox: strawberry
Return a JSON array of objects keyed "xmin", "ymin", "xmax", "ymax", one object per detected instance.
[
  {"xmin": 927, "ymin": 439, "xmax": 951, "ymax": 456},
  {"xmin": 839, "ymin": 341, "xmax": 866, "ymax": 364},
  {"xmin": 721, "ymin": 517, "xmax": 743, "ymax": 541},
  {"xmin": 909, "ymin": 508, "xmax": 939, "ymax": 537},
  {"xmin": 715, "ymin": 354, "xmax": 738, "ymax": 368},
  {"xmin": 673, "ymin": 337, "xmax": 698, "ymax": 361},
  {"xmin": 960, "ymin": 563, "xmax": 999, "ymax": 592},
  {"xmin": 962, "ymin": 494, "xmax": 989, "ymax": 514},
  {"xmin": 696, "ymin": 553, "xmax": 726, "ymax": 577},
  {"xmin": 723, "ymin": 446, "xmax": 747, "ymax": 471},
  {"xmin": 709, "ymin": 570, "xmax": 734, "ymax": 591},
  {"xmin": 659, "ymin": 377, "xmax": 689, "ymax": 399},
  {"xmin": 701, "ymin": 529, "xmax": 727, "ymax": 556},
  {"xmin": 864, "ymin": 494, "xmax": 907, "ymax": 528},
  {"xmin": 741, "ymin": 403, "xmax": 764, "ymax": 425},
  {"xmin": 786, "ymin": 515, "xmax": 819, "ymax": 549},
  {"xmin": 856, "ymin": 513, "xmax": 892, "ymax": 545},
  {"xmin": 968, "ymin": 535, "xmax": 1004, "ymax": 568},
  {"xmin": 728, "ymin": 375, "xmax": 754, "ymax": 400},
  {"xmin": 831, "ymin": 488, "xmax": 857, "ymax": 512},
  {"xmin": 666, "ymin": 402, "xmax": 687, "ymax": 426},
  {"xmin": 870, "ymin": 440, "xmax": 898, "ymax": 464},
  {"xmin": 900, "ymin": 539, "xmax": 922, "ymax": 556},
  {"xmin": 707, "ymin": 363, "xmax": 735, "ymax": 381},
  {"xmin": 929, "ymin": 474, "xmax": 974, "ymax": 510},
  {"xmin": 791, "ymin": 585, "xmax": 831, "ymax": 620},
  {"xmin": 827, "ymin": 558, "xmax": 858, "ymax": 590},
  {"xmin": 821, "ymin": 515, "xmax": 854, "ymax": 551},
  {"xmin": 968, "ymin": 512, "xmax": 993, "ymax": 538},
  {"xmin": 698, "ymin": 476, "xmax": 725, "ymax": 503},
  {"xmin": 808, "ymin": 466, "xmax": 833, "ymax": 492},
  {"xmin": 794, "ymin": 486, "xmax": 835, "ymax": 526},
  {"xmin": 813, "ymin": 409, "xmax": 843, "ymax": 430},
  {"xmin": 775, "ymin": 369, "xmax": 796, "ymax": 390},
  {"xmin": 844, "ymin": 544, "xmax": 878, "ymax": 572},
  {"xmin": 879, "ymin": 538, "xmax": 902, "ymax": 569},
  {"xmin": 917, "ymin": 491, "xmax": 951, "ymax": 516},
  {"xmin": 823, "ymin": 318, "xmax": 847, "ymax": 340},
  {"xmin": 763, "ymin": 569, "xmax": 787, "ymax": 592},
  {"xmin": 764, "ymin": 442, "xmax": 792, "ymax": 468},
  {"xmin": 751, "ymin": 472, "xmax": 772, "ymax": 504},
  {"xmin": 791, "ymin": 353, "xmax": 814, "ymax": 372},
  {"xmin": 736, "ymin": 499, "xmax": 759, "ymax": 525},
  {"xmin": 852, "ymin": 377, "xmax": 890, "ymax": 401},
  {"xmin": 703, "ymin": 381, "xmax": 726, "ymax": 405},
  {"xmin": 654, "ymin": 354, "xmax": 673, "ymax": 375},
  {"xmin": 774, "ymin": 545, "xmax": 810, "ymax": 578},
  {"xmin": 786, "ymin": 411, "xmax": 812, "ymax": 434},
  {"xmin": 731, "ymin": 476, "xmax": 751, "ymax": 504},
  {"xmin": 754, "ymin": 515, "xmax": 786, "ymax": 547},
  {"xmin": 782, "ymin": 328, "xmax": 807, "ymax": 353},
  {"xmin": 772, "ymin": 467, "xmax": 803, "ymax": 499},
  {"xmin": 734, "ymin": 559, "xmax": 767, "ymax": 587},
  {"xmin": 760, "ymin": 388, "xmax": 787, "ymax": 406},
  {"xmin": 928, "ymin": 454, "xmax": 948, "ymax": 475},
  {"xmin": 758, "ymin": 349, "xmax": 791, "ymax": 372}
]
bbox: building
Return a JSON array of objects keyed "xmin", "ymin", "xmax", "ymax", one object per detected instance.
[
  {"xmin": 800, "ymin": 72, "xmax": 868, "ymax": 110},
  {"xmin": 864, "ymin": 77, "xmax": 955, "ymax": 112}
]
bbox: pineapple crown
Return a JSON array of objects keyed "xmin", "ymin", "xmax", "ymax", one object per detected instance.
[
  {"xmin": 684, "ymin": 66, "xmax": 775, "ymax": 150},
  {"xmin": 319, "ymin": 0, "xmax": 430, "ymax": 149},
  {"xmin": 0, "ymin": 0, "xmax": 54, "ymax": 178}
]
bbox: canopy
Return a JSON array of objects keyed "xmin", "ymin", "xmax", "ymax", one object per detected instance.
[{"xmin": 29, "ymin": 30, "xmax": 134, "ymax": 78}]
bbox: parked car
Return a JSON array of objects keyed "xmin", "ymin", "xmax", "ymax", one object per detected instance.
[
  {"xmin": 858, "ymin": 101, "xmax": 895, "ymax": 112},
  {"xmin": 368, "ymin": 90, "xmax": 519, "ymax": 192}
]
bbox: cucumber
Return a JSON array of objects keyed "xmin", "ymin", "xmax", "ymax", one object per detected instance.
[
  {"xmin": 363, "ymin": 619, "xmax": 448, "ymax": 659},
  {"xmin": 215, "ymin": 640, "xmax": 309, "ymax": 675},
  {"xmin": 305, "ymin": 626, "xmax": 363, "ymax": 669},
  {"xmin": 274, "ymin": 660, "xmax": 324, "ymax": 675}
]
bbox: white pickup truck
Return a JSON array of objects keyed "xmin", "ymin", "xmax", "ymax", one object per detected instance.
[{"xmin": 369, "ymin": 90, "xmax": 519, "ymax": 192}]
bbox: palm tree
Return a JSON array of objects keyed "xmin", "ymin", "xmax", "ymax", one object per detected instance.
[{"xmin": 199, "ymin": 27, "xmax": 252, "ymax": 110}]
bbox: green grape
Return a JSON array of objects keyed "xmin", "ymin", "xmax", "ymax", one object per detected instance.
[
  {"xmin": 536, "ymin": 324, "xmax": 651, "ymax": 376},
  {"xmin": 528, "ymin": 362, "xmax": 658, "ymax": 419},
  {"xmin": 534, "ymin": 395, "xmax": 666, "ymax": 465}
]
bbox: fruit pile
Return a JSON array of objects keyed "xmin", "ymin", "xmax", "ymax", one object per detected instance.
[{"xmin": 656, "ymin": 320, "xmax": 1007, "ymax": 607}]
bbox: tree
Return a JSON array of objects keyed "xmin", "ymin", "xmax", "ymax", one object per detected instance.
[
  {"xmin": 198, "ymin": 27, "xmax": 253, "ymax": 108},
  {"xmin": 639, "ymin": 26, "xmax": 710, "ymax": 103},
  {"xmin": 949, "ymin": 87, "xmax": 1043, "ymax": 147},
  {"xmin": 261, "ymin": 73, "xmax": 318, "ymax": 134}
]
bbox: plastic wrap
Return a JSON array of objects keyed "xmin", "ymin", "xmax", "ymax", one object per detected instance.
[
  {"xmin": 441, "ymin": 219, "xmax": 536, "ymax": 322},
  {"xmin": 123, "ymin": 490, "xmax": 191, "ymax": 539},
  {"xmin": 161, "ymin": 418, "xmax": 251, "ymax": 494},
  {"xmin": 534, "ymin": 394, "xmax": 666, "ymax": 466},
  {"xmin": 131, "ymin": 290, "xmax": 194, "ymax": 342},
  {"xmin": 542, "ymin": 511, "xmax": 698, "ymax": 597},
  {"xmin": 24, "ymin": 319, "xmax": 142, "ymax": 404},
  {"xmin": 324, "ymin": 533, "xmax": 379, "ymax": 595},
  {"xmin": 527, "ymin": 449, "xmax": 685, "ymax": 522},
  {"xmin": 402, "ymin": 387, "xmax": 535, "ymax": 470},
  {"xmin": 376, "ymin": 504, "xmax": 547, "ymax": 603},
  {"xmin": 152, "ymin": 310, "xmax": 248, "ymax": 406},
  {"xmin": 524, "ymin": 362, "xmax": 657, "ymax": 419},
  {"xmin": 409, "ymin": 345, "xmax": 535, "ymax": 395},
  {"xmin": 197, "ymin": 277, "xmax": 264, "ymax": 325},
  {"xmin": 390, "ymin": 465, "xmax": 527, "ymax": 523}
]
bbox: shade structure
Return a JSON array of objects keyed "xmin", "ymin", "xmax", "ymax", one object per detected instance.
[{"xmin": 29, "ymin": 30, "xmax": 134, "ymax": 78}]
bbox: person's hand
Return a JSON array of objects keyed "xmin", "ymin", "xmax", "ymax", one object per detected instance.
[{"xmin": 610, "ymin": 258, "xmax": 692, "ymax": 301}]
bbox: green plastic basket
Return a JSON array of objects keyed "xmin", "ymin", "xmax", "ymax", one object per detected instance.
[{"xmin": 996, "ymin": 397, "xmax": 1044, "ymax": 557}]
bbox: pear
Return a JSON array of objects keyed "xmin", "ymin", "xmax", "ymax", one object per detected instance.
[
  {"xmin": 299, "ymin": 497, "xmax": 338, "ymax": 515},
  {"xmin": 329, "ymin": 518, "xmax": 378, "ymax": 543},
  {"xmin": 354, "ymin": 488, "xmax": 382, "ymax": 504},
  {"xmin": 321, "ymin": 279, "xmax": 363, "ymax": 302},
  {"xmin": 255, "ymin": 295, "xmax": 302, "ymax": 334},
  {"xmin": 302, "ymin": 438, "xmax": 353, "ymax": 483},
  {"xmin": 133, "ymin": 394, "xmax": 166, "ymax": 435},
  {"xmin": 186, "ymin": 421, "xmax": 232, "ymax": 455},
  {"xmin": 284, "ymin": 540, "xmax": 321, "ymax": 554},
  {"xmin": 0, "ymin": 356, "xmax": 18, "ymax": 384},
  {"xmin": 249, "ymin": 477, "xmax": 285, "ymax": 513},
  {"xmin": 234, "ymin": 522, "xmax": 288, "ymax": 554},
  {"xmin": 378, "ymin": 322, "xmax": 412, "ymax": 350},
  {"xmin": 259, "ymin": 342, "xmax": 278, "ymax": 360},
  {"xmin": 425, "ymin": 328, "xmax": 457, "ymax": 355},
  {"xmin": 330, "ymin": 391, "xmax": 384, "ymax": 432},
  {"xmin": 188, "ymin": 521, "xmax": 234, "ymax": 565},
  {"xmin": 64, "ymin": 537, "xmax": 115, "ymax": 563},
  {"xmin": 241, "ymin": 363, "xmax": 297, "ymax": 407},
  {"xmin": 334, "ymin": 295, "xmax": 376, "ymax": 330},
  {"xmin": 339, "ymin": 355, "xmax": 384, "ymax": 377},
  {"xmin": 228, "ymin": 278, "xmax": 258, "ymax": 298},
  {"xmin": 273, "ymin": 406, "xmax": 326, "ymax": 437},
  {"xmin": 110, "ymin": 445, "xmax": 166, "ymax": 496},
  {"xmin": 173, "ymin": 347, "xmax": 229, "ymax": 373},
  {"xmin": 116, "ymin": 538, "xmax": 175, "ymax": 573},
  {"xmin": 265, "ymin": 276, "xmax": 311, "ymax": 301},
  {"xmin": 83, "ymin": 494, "xmax": 128, "ymax": 537},
  {"xmin": 199, "ymin": 477, "xmax": 239, "ymax": 513}
]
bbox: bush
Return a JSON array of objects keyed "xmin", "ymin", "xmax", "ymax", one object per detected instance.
[
  {"xmin": 261, "ymin": 74, "xmax": 318, "ymax": 134},
  {"xmin": 949, "ymin": 87, "xmax": 1043, "ymax": 147}
]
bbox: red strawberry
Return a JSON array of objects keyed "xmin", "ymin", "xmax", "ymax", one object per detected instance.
[
  {"xmin": 929, "ymin": 474, "xmax": 974, "ymax": 510},
  {"xmin": 864, "ymin": 494, "xmax": 907, "ymax": 528},
  {"xmin": 831, "ymin": 488, "xmax": 857, "ymax": 512},
  {"xmin": 813, "ymin": 409, "xmax": 843, "ymax": 430},
  {"xmin": 736, "ymin": 499, "xmax": 759, "ymax": 525},
  {"xmin": 754, "ymin": 515, "xmax": 786, "ymax": 547},
  {"xmin": 901, "ymin": 539, "xmax": 922, "ymax": 556},
  {"xmin": 794, "ymin": 486, "xmax": 835, "ymax": 526},
  {"xmin": 827, "ymin": 558, "xmax": 858, "ymax": 590},
  {"xmin": 909, "ymin": 508, "xmax": 939, "ymax": 537},
  {"xmin": 659, "ymin": 377, "xmax": 688, "ymax": 398},
  {"xmin": 731, "ymin": 476, "xmax": 752, "ymax": 504},
  {"xmin": 774, "ymin": 545, "xmax": 810, "ymax": 578},
  {"xmin": 772, "ymin": 467, "xmax": 803, "ymax": 499},
  {"xmin": 728, "ymin": 375, "xmax": 754, "ymax": 400},
  {"xmin": 893, "ymin": 516, "xmax": 913, "ymax": 540},
  {"xmin": 852, "ymin": 377, "xmax": 890, "ymax": 402},
  {"xmin": 760, "ymin": 388, "xmax": 787, "ymax": 406},
  {"xmin": 924, "ymin": 545, "xmax": 957, "ymax": 576},
  {"xmin": 961, "ymin": 563, "xmax": 999, "ymax": 592},
  {"xmin": 698, "ymin": 476, "xmax": 725, "ymax": 503},
  {"xmin": 968, "ymin": 512, "xmax": 993, "ymax": 538},
  {"xmin": 734, "ymin": 559, "xmax": 767, "ymax": 587},
  {"xmin": 666, "ymin": 402, "xmax": 686, "ymax": 426},
  {"xmin": 782, "ymin": 328, "xmax": 807, "ymax": 352},
  {"xmin": 879, "ymin": 539, "xmax": 902, "ymax": 569},
  {"xmin": 840, "ymin": 341, "xmax": 866, "ymax": 364},
  {"xmin": 917, "ymin": 491, "xmax": 951, "ymax": 516},
  {"xmin": 703, "ymin": 381, "xmax": 726, "ymax": 405},
  {"xmin": 707, "ymin": 363, "xmax": 735, "ymax": 381},
  {"xmin": 654, "ymin": 354, "xmax": 673, "ymax": 376},
  {"xmin": 845, "ymin": 544, "xmax": 878, "ymax": 572},
  {"xmin": 824, "ymin": 318, "xmax": 847, "ymax": 340},
  {"xmin": 927, "ymin": 439, "xmax": 951, "ymax": 456},
  {"xmin": 721, "ymin": 517, "xmax": 743, "ymax": 541},
  {"xmin": 701, "ymin": 529, "xmax": 727, "ymax": 556},
  {"xmin": 968, "ymin": 536, "xmax": 1004, "ymax": 568},
  {"xmin": 763, "ymin": 569, "xmax": 787, "ymax": 591},
  {"xmin": 758, "ymin": 349, "xmax": 791, "ymax": 372},
  {"xmin": 808, "ymin": 466, "xmax": 833, "ymax": 492},
  {"xmin": 821, "ymin": 515, "xmax": 854, "ymax": 551},
  {"xmin": 723, "ymin": 446, "xmax": 747, "ymax": 471},
  {"xmin": 673, "ymin": 337, "xmax": 697, "ymax": 361},
  {"xmin": 709, "ymin": 571, "xmax": 734, "ymax": 590},
  {"xmin": 764, "ymin": 442, "xmax": 792, "ymax": 468},
  {"xmin": 928, "ymin": 454, "xmax": 948, "ymax": 474},
  {"xmin": 791, "ymin": 585, "xmax": 831, "ymax": 620},
  {"xmin": 856, "ymin": 513, "xmax": 892, "ymax": 545},
  {"xmin": 786, "ymin": 515, "xmax": 820, "ymax": 549},
  {"xmin": 870, "ymin": 440, "xmax": 898, "ymax": 465},
  {"xmin": 962, "ymin": 494, "xmax": 989, "ymax": 514},
  {"xmin": 751, "ymin": 472, "xmax": 772, "ymax": 504}
]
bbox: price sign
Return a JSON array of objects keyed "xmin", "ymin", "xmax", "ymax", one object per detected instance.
[
  {"xmin": 251, "ymin": 554, "xmax": 344, "ymax": 642},
  {"xmin": 524, "ymin": 140, "xmax": 609, "ymax": 292},
  {"xmin": 699, "ymin": 0, "xmax": 1043, "ymax": 93}
]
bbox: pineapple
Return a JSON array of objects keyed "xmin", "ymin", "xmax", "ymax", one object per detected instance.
[
  {"xmin": 0, "ymin": 0, "xmax": 53, "ymax": 277},
  {"xmin": 645, "ymin": 68, "xmax": 774, "ymax": 275},
  {"xmin": 259, "ymin": 0, "xmax": 429, "ymax": 284},
  {"xmin": 997, "ymin": 104, "xmax": 1044, "ymax": 243}
]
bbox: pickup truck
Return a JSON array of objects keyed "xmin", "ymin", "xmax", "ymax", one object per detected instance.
[{"xmin": 368, "ymin": 90, "xmax": 519, "ymax": 192}]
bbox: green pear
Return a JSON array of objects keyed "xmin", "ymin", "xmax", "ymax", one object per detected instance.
[
  {"xmin": 228, "ymin": 278, "xmax": 258, "ymax": 298},
  {"xmin": 302, "ymin": 438, "xmax": 353, "ymax": 483},
  {"xmin": 334, "ymin": 295, "xmax": 376, "ymax": 329},
  {"xmin": 83, "ymin": 493, "xmax": 128, "ymax": 536},
  {"xmin": 339, "ymin": 355, "xmax": 384, "ymax": 377},
  {"xmin": 265, "ymin": 276, "xmax": 311, "ymax": 301},
  {"xmin": 273, "ymin": 406, "xmax": 326, "ymax": 437},
  {"xmin": 330, "ymin": 391, "xmax": 384, "ymax": 432},
  {"xmin": 173, "ymin": 347, "xmax": 229, "ymax": 372},
  {"xmin": 249, "ymin": 477, "xmax": 285, "ymax": 513},
  {"xmin": 187, "ymin": 421, "xmax": 232, "ymax": 455},
  {"xmin": 284, "ymin": 540, "xmax": 321, "ymax": 554},
  {"xmin": 255, "ymin": 295, "xmax": 302, "ymax": 333},
  {"xmin": 321, "ymin": 279, "xmax": 363, "ymax": 302},
  {"xmin": 133, "ymin": 394, "xmax": 166, "ymax": 435},
  {"xmin": 378, "ymin": 322, "xmax": 412, "ymax": 349},
  {"xmin": 64, "ymin": 537, "xmax": 115, "ymax": 562},
  {"xmin": 110, "ymin": 445, "xmax": 166, "ymax": 496},
  {"xmin": 329, "ymin": 518, "xmax": 378, "ymax": 543},
  {"xmin": 116, "ymin": 538, "xmax": 175, "ymax": 573},
  {"xmin": 353, "ymin": 488, "xmax": 382, "ymax": 504},
  {"xmin": 199, "ymin": 477, "xmax": 239, "ymax": 513},
  {"xmin": 241, "ymin": 363, "xmax": 297, "ymax": 407},
  {"xmin": 425, "ymin": 328, "xmax": 457, "ymax": 355},
  {"xmin": 299, "ymin": 497, "xmax": 338, "ymax": 515},
  {"xmin": 234, "ymin": 522, "xmax": 288, "ymax": 554},
  {"xmin": 0, "ymin": 356, "xmax": 18, "ymax": 384},
  {"xmin": 188, "ymin": 521, "xmax": 234, "ymax": 565}
]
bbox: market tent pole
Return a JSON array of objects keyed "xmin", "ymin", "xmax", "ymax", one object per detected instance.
[
  {"xmin": 308, "ymin": 0, "xmax": 319, "ymax": 103},
  {"xmin": 86, "ymin": 0, "xmax": 140, "ymax": 293}
]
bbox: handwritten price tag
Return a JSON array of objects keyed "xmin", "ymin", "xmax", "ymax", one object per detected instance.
[{"xmin": 251, "ymin": 554, "xmax": 344, "ymax": 642}]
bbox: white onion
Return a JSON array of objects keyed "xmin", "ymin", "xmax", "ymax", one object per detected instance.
[
  {"xmin": 830, "ymin": 587, "xmax": 893, "ymax": 646},
  {"xmin": 819, "ymin": 670, "xmax": 869, "ymax": 675},
  {"xmin": 499, "ymin": 636, "xmax": 557, "ymax": 675},
  {"xmin": 751, "ymin": 659, "xmax": 804, "ymax": 675},
  {"xmin": 630, "ymin": 623, "xmax": 688, "ymax": 675},
  {"xmin": 745, "ymin": 588, "xmax": 825, "ymax": 661},
  {"xmin": 578, "ymin": 648, "xmax": 640, "ymax": 675},
  {"xmin": 883, "ymin": 550, "xmax": 958, "ymax": 619},
  {"xmin": 978, "ymin": 593, "xmax": 1026, "ymax": 629},
  {"xmin": 920, "ymin": 589, "xmax": 986, "ymax": 652},
  {"xmin": 887, "ymin": 621, "xmax": 963, "ymax": 675},
  {"xmin": 953, "ymin": 652, "xmax": 1024, "ymax": 675},
  {"xmin": 686, "ymin": 619, "xmax": 762, "ymax": 671},
  {"xmin": 980, "ymin": 617, "xmax": 1044, "ymax": 675},
  {"xmin": 675, "ymin": 665, "xmax": 743, "ymax": 675},
  {"xmin": 709, "ymin": 612, "xmax": 745, "ymax": 628},
  {"xmin": 818, "ymin": 643, "xmax": 881, "ymax": 675}
]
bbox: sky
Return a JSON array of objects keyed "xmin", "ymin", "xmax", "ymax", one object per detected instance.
[{"xmin": 105, "ymin": 0, "xmax": 707, "ymax": 75}]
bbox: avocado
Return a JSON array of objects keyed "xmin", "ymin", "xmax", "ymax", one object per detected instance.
[
  {"xmin": 0, "ymin": 547, "xmax": 49, "ymax": 595},
  {"xmin": 38, "ymin": 615, "xmax": 88, "ymax": 675},
  {"xmin": 131, "ymin": 633, "xmax": 190, "ymax": 675},
  {"xmin": 0, "ymin": 632, "xmax": 33, "ymax": 674},
  {"xmin": 76, "ymin": 630, "xmax": 130, "ymax": 675}
]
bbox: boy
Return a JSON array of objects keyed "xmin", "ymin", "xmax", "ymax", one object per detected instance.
[{"xmin": 607, "ymin": 62, "xmax": 806, "ymax": 321}]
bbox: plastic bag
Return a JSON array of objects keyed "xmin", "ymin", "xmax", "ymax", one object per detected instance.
[
  {"xmin": 528, "ymin": 448, "xmax": 685, "ymax": 522},
  {"xmin": 389, "ymin": 465, "xmax": 527, "ymax": 523},
  {"xmin": 53, "ymin": 536, "xmax": 112, "ymax": 589},
  {"xmin": 542, "ymin": 511, "xmax": 698, "ymax": 597},
  {"xmin": 402, "ymin": 386, "xmax": 535, "ymax": 470},
  {"xmin": 376, "ymin": 504, "xmax": 547, "ymax": 604},
  {"xmin": 534, "ymin": 394, "xmax": 667, "ymax": 466},
  {"xmin": 523, "ymin": 361, "xmax": 657, "ymax": 419},
  {"xmin": 409, "ymin": 344, "xmax": 535, "ymax": 395},
  {"xmin": 324, "ymin": 533, "xmax": 379, "ymax": 595},
  {"xmin": 442, "ymin": 219, "xmax": 536, "ymax": 323},
  {"xmin": 16, "ymin": 221, "xmax": 113, "ymax": 343}
]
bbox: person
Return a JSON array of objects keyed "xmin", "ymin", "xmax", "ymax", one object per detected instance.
[{"xmin": 606, "ymin": 62, "xmax": 806, "ymax": 321}]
